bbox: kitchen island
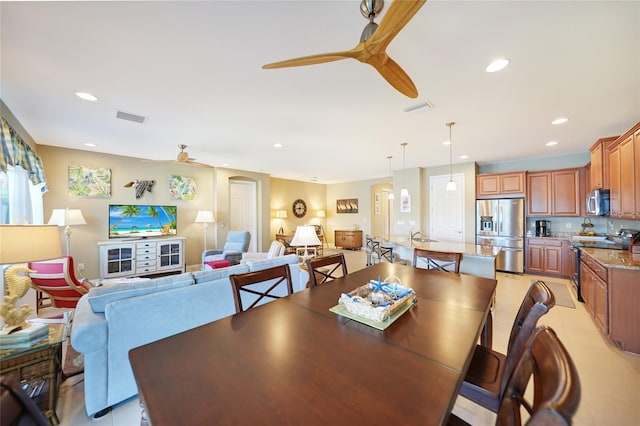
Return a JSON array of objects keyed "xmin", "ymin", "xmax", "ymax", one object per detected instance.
[{"xmin": 371, "ymin": 236, "xmax": 500, "ymax": 279}]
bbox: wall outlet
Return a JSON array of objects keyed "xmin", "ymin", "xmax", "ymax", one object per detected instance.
[
  {"xmin": 77, "ymin": 263, "xmax": 85, "ymax": 272},
  {"xmin": 566, "ymin": 223, "xmax": 572, "ymax": 229}
]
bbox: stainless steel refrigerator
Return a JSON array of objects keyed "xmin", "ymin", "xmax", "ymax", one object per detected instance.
[{"xmin": 476, "ymin": 198, "xmax": 525, "ymax": 273}]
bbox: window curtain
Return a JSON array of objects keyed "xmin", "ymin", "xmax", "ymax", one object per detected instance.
[{"xmin": 0, "ymin": 116, "xmax": 47, "ymax": 224}]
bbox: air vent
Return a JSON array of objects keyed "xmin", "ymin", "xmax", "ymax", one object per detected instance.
[
  {"xmin": 403, "ymin": 100, "xmax": 435, "ymax": 113},
  {"xmin": 116, "ymin": 110, "xmax": 147, "ymax": 124}
]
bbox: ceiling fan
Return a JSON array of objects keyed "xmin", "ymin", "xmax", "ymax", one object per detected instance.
[
  {"xmin": 171, "ymin": 144, "xmax": 213, "ymax": 168},
  {"xmin": 262, "ymin": 0, "xmax": 426, "ymax": 98}
]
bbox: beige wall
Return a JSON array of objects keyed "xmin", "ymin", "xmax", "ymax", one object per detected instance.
[
  {"xmin": 38, "ymin": 145, "xmax": 216, "ymax": 279},
  {"xmin": 270, "ymin": 177, "xmax": 327, "ymax": 239}
]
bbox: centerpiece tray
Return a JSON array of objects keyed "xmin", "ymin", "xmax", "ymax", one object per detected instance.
[{"xmin": 329, "ymin": 279, "xmax": 416, "ymax": 330}]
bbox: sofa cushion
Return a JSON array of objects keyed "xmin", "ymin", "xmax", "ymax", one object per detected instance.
[
  {"xmin": 204, "ymin": 260, "xmax": 232, "ymax": 269},
  {"xmin": 192, "ymin": 263, "xmax": 249, "ymax": 284},
  {"xmin": 244, "ymin": 253, "xmax": 298, "ymax": 271},
  {"xmin": 88, "ymin": 273, "xmax": 195, "ymax": 313}
]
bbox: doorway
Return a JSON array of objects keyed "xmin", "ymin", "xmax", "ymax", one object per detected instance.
[
  {"xmin": 229, "ymin": 179, "xmax": 257, "ymax": 252},
  {"xmin": 371, "ymin": 183, "xmax": 393, "ymax": 238},
  {"xmin": 429, "ymin": 174, "xmax": 465, "ymax": 243}
]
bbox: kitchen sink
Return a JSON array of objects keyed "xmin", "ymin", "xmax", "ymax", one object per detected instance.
[
  {"xmin": 570, "ymin": 235, "xmax": 614, "ymax": 243},
  {"xmin": 412, "ymin": 237, "xmax": 439, "ymax": 243}
]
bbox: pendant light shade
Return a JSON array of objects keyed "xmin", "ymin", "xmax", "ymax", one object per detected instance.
[
  {"xmin": 400, "ymin": 142, "xmax": 409, "ymax": 196},
  {"xmin": 446, "ymin": 122, "xmax": 456, "ymax": 192}
]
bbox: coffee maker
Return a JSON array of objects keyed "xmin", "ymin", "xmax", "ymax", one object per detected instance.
[{"xmin": 535, "ymin": 220, "xmax": 551, "ymax": 237}]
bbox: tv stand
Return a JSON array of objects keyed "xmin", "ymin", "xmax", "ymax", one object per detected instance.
[{"xmin": 98, "ymin": 237, "xmax": 186, "ymax": 279}]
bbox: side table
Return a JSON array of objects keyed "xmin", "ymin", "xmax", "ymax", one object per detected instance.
[{"xmin": 1, "ymin": 316, "xmax": 71, "ymax": 425}]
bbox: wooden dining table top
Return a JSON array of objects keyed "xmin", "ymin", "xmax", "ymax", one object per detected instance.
[{"xmin": 129, "ymin": 262, "xmax": 497, "ymax": 426}]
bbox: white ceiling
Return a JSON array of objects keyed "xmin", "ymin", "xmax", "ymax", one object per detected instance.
[{"xmin": 1, "ymin": 1, "xmax": 638, "ymax": 184}]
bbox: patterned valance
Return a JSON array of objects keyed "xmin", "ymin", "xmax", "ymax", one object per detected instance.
[{"xmin": 1, "ymin": 116, "xmax": 47, "ymax": 186}]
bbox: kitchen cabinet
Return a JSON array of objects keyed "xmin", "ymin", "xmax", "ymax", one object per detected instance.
[
  {"xmin": 562, "ymin": 240, "xmax": 575, "ymax": 278},
  {"xmin": 588, "ymin": 136, "xmax": 617, "ymax": 190},
  {"xmin": 334, "ymin": 230, "xmax": 363, "ymax": 250},
  {"xmin": 580, "ymin": 254, "xmax": 608, "ymax": 333},
  {"xmin": 526, "ymin": 238, "xmax": 562, "ymax": 275},
  {"xmin": 98, "ymin": 237, "xmax": 185, "ymax": 279},
  {"xmin": 476, "ymin": 171, "xmax": 526, "ymax": 199},
  {"xmin": 526, "ymin": 168, "xmax": 582, "ymax": 216},
  {"xmin": 608, "ymin": 121, "xmax": 640, "ymax": 219}
]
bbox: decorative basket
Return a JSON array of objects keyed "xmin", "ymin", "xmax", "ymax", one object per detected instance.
[{"xmin": 338, "ymin": 278, "xmax": 415, "ymax": 323}]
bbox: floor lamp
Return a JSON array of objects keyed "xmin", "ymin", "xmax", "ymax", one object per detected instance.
[
  {"xmin": 195, "ymin": 210, "xmax": 216, "ymax": 252},
  {"xmin": 276, "ymin": 210, "xmax": 288, "ymax": 235},
  {"xmin": 48, "ymin": 208, "xmax": 86, "ymax": 256},
  {"xmin": 315, "ymin": 210, "xmax": 327, "ymax": 249}
]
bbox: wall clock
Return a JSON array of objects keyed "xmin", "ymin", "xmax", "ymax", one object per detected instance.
[{"xmin": 292, "ymin": 199, "xmax": 307, "ymax": 218}]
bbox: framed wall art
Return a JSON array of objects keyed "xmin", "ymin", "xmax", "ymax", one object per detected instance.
[
  {"xmin": 68, "ymin": 165, "xmax": 111, "ymax": 197},
  {"xmin": 169, "ymin": 175, "xmax": 197, "ymax": 200},
  {"xmin": 337, "ymin": 198, "xmax": 358, "ymax": 214},
  {"xmin": 400, "ymin": 193, "xmax": 411, "ymax": 213}
]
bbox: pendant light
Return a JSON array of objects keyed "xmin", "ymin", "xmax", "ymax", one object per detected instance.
[
  {"xmin": 445, "ymin": 122, "xmax": 456, "ymax": 191},
  {"xmin": 387, "ymin": 156, "xmax": 395, "ymax": 200},
  {"xmin": 400, "ymin": 142, "xmax": 409, "ymax": 197}
]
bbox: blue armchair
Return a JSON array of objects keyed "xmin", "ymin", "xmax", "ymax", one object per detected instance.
[{"xmin": 202, "ymin": 230, "xmax": 251, "ymax": 267}]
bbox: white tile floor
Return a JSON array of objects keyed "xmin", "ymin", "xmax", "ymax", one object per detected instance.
[{"xmin": 53, "ymin": 250, "xmax": 640, "ymax": 425}]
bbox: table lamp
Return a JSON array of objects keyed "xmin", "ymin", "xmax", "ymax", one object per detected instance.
[
  {"xmin": 0, "ymin": 225, "xmax": 62, "ymax": 331},
  {"xmin": 195, "ymin": 210, "xmax": 216, "ymax": 252},
  {"xmin": 290, "ymin": 225, "xmax": 321, "ymax": 262},
  {"xmin": 276, "ymin": 210, "xmax": 288, "ymax": 234},
  {"xmin": 48, "ymin": 207, "xmax": 87, "ymax": 256}
]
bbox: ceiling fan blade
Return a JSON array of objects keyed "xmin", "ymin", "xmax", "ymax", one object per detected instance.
[
  {"xmin": 367, "ymin": 54, "xmax": 418, "ymax": 98},
  {"xmin": 262, "ymin": 50, "xmax": 356, "ymax": 69},
  {"xmin": 366, "ymin": 0, "xmax": 427, "ymax": 52}
]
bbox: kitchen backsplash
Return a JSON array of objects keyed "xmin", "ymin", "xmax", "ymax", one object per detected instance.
[{"xmin": 525, "ymin": 217, "xmax": 640, "ymax": 237}]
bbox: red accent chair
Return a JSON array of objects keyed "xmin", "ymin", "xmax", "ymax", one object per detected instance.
[{"xmin": 28, "ymin": 256, "xmax": 93, "ymax": 309}]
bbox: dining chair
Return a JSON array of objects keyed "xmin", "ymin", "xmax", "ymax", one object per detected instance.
[
  {"xmin": 449, "ymin": 326, "xmax": 580, "ymax": 426},
  {"xmin": 413, "ymin": 248, "xmax": 462, "ymax": 273},
  {"xmin": 305, "ymin": 253, "xmax": 348, "ymax": 286},
  {"xmin": 28, "ymin": 256, "xmax": 93, "ymax": 309},
  {"xmin": 1, "ymin": 375, "xmax": 50, "ymax": 426},
  {"xmin": 458, "ymin": 280, "xmax": 556, "ymax": 412},
  {"xmin": 229, "ymin": 264, "xmax": 294, "ymax": 313}
]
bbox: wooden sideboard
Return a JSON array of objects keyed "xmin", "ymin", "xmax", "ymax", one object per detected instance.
[{"xmin": 334, "ymin": 230, "xmax": 363, "ymax": 250}]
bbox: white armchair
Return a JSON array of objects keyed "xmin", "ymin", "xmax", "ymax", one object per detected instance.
[{"xmin": 240, "ymin": 241, "xmax": 285, "ymax": 264}]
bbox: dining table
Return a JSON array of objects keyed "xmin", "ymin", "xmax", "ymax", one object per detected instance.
[{"xmin": 129, "ymin": 262, "xmax": 497, "ymax": 425}]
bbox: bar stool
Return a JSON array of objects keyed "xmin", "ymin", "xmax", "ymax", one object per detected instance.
[
  {"xmin": 365, "ymin": 235, "xmax": 380, "ymax": 266},
  {"xmin": 378, "ymin": 243, "xmax": 394, "ymax": 263}
]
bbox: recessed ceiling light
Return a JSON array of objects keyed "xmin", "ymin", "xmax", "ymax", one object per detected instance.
[
  {"xmin": 552, "ymin": 117, "xmax": 569, "ymax": 125},
  {"xmin": 75, "ymin": 92, "xmax": 98, "ymax": 101},
  {"xmin": 273, "ymin": 143, "xmax": 283, "ymax": 148},
  {"xmin": 486, "ymin": 58, "xmax": 509, "ymax": 73},
  {"xmin": 83, "ymin": 143, "xmax": 96, "ymax": 147},
  {"xmin": 459, "ymin": 155, "xmax": 469, "ymax": 160},
  {"xmin": 546, "ymin": 141, "xmax": 558, "ymax": 146}
]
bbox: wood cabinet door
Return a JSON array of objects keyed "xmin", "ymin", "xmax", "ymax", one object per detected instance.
[
  {"xmin": 635, "ymin": 130, "xmax": 640, "ymax": 218},
  {"xmin": 594, "ymin": 274, "xmax": 608, "ymax": 333},
  {"xmin": 561, "ymin": 241, "xmax": 575, "ymax": 277},
  {"xmin": 544, "ymin": 246, "xmax": 562, "ymax": 274},
  {"xmin": 580, "ymin": 262, "xmax": 594, "ymax": 313},
  {"xmin": 619, "ymin": 135, "xmax": 635, "ymax": 218},
  {"xmin": 527, "ymin": 172, "xmax": 552, "ymax": 216},
  {"xmin": 477, "ymin": 175, "xmax": 500, "ymax": 197},
  {"xmin": 552, "ymin": 169, "xmax": 580, "ymax": 216},
  {"xmin": 609, "ymin": 145, "xmax": 621, "ymax": 217},
  {"xmin": 590, "ymin": 142, "xmax": 603, "ymax": 190},
  {"xmin": 526, "ymin": 245, "xmax": 544, "ymax": 273},
  {"xmin": 500, "ymin": 172, "xmax": 525, "ymax": 194}
]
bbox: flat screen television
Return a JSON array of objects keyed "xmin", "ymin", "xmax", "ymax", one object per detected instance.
[{"xmin": 109, "ymin": 204, "xmax": 177, "ymax": 239}]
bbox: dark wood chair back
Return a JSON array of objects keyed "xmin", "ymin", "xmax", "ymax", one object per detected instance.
[
  {"xmin": 1, "ymin": 376, "xmax": 50, "ymax": 426},
  {"xmin": 412, "ymin": 249, "xmax": 462, "ymax": 273},
  {"xmin": 497, "ymin": 326, "xmax": 581, "ymax": 426},
  {"xmin": 229, "ymin": 264, "xmax": 294, "ymax": 313},
  {"xmin": 306, "ymin": 253, "xmax": 348, "ymax": 286}
]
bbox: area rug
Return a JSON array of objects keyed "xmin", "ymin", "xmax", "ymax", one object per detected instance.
[
  {"xmin": 532, "ymin": 280, "xmax": 576, "ymax": 309},
  {"xmin": 63, "ymin": 342, "xmax": 84, "ymax": 379}
]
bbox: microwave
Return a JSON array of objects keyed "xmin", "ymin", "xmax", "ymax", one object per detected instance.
[{"xmin": 587, "ymin": 189, "xmax": 610, "ymax": 216}]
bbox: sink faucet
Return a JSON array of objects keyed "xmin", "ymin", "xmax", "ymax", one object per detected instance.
[{"xmin": 410, "ymin": 230, "xmax": 421, "ymax": 240}]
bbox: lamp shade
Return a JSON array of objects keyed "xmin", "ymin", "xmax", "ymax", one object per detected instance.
[
  {"xmin": 195, "ymin": 210, "xmax": 216, "ymax": 223},
  {"xmin": 276, "ymin": 210, "xmax": 288, "ymax": 219},
  {"xmin": 290, "ymin": 226, "xmax": 321, "ymax": 247},
  {"xmin": 48, "ymin": 208, "xmax": 87, "ymax": 226},
  {"xmin": 0, "ymin": 225, "xmax": 62, "ymax": 264},
  {"xmin": 316, "ymin": 210, "xmax": 326, "ymax": 218}
]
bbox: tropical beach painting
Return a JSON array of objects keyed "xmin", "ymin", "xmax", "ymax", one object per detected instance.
[{"xmin": 109, "ymin": 204, "xmax": 177, "ymax": 238}]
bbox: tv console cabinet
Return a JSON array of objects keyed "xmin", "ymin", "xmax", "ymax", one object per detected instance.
[{"xmin": 98, "ymin": 237, "xmax": 185, "ymax": 279}]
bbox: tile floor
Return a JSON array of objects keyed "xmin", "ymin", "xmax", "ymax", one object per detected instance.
[{"xmin": 53, "ymin": 249, "xmax": 640, "ymax": 425}]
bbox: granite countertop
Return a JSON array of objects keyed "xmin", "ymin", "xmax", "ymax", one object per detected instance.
[
  {"xmin": 581, "ymin": 247, "xmax": 640, "ymax": 270},
  {"xmin": 373, "ymin": 236, "xmax": 501, "ymax": 258}
]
